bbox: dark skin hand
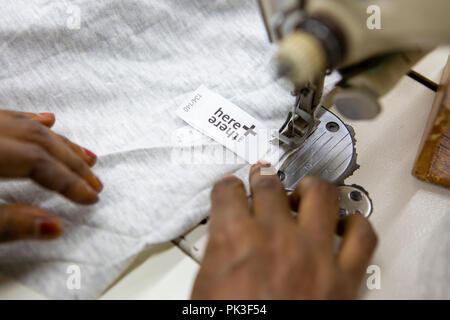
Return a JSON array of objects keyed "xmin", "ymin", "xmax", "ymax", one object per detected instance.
[
  {"xmin": 0, "ymin": 110, "xmax": 102, "ymax": 243},
  {"xmin": 192, "ymin": 162, "xmax": 377, "ymax": 299}
]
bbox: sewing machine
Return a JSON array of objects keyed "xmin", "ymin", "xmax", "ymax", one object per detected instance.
[
  {"xmin": 256, "ymin": 0, "xmax": 450, "ymax": 218},
  {"xmin": 258, "ymin": 0, "xmax": 373, "ymax": 218}
]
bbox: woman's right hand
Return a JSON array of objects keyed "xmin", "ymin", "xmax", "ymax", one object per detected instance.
[{"xmin": 0, "ymin": 110, "xmax": 103, "ymax": 242}]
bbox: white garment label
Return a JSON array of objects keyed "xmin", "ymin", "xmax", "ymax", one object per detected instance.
[{"xmin": 176, "ymin": 86, "xmax": 276, "ymax": 164}]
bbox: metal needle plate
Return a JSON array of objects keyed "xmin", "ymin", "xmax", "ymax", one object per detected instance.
[{"xmin": 278, "ymin": 107, "xmax": 359, "ymax": 189}]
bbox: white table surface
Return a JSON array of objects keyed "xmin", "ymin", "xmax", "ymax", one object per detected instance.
[{"xmin": 0, "ymin": 47, "xmax": 449, "ymax": 300}]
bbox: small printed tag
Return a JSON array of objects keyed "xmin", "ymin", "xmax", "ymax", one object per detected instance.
[{"xmin": 176, "ymin": 85, "xmax": 276, "ymax": 164}]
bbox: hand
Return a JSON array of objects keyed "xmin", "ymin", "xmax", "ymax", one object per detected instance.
[
  {"xmin": 0, "ymin": 110, "xmax": 103, "ymax": 242},
  {"xmin": 192, "ymin": 162, "xmax": 377, "ymax": 299}
]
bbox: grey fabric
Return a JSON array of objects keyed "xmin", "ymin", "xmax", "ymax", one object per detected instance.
[
  {"xmin": 2, "ymin": 0, "xmax": 447, "ymax": 301},
  {"xmin": 0, "ymin": 0, "xmax": 293, "ymax": 299}
]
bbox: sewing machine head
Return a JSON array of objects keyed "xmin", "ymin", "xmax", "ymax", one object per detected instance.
[
  {"xmin": 258, "ymin": 0, "xmax": 434, "ymax": 123},
  {"xmin": 259, "ymin": 0, "xmax": 373, "ymax": 218},
  {"xmin": 258, "ymin": 0, "xmax": 336, "ymax": 86}
]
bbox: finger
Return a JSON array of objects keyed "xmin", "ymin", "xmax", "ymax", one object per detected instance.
[
  {"xmin": 209, "ymin": 175, "xmax": 250, "ymax": 233},
  {"xmin": 54, "ymin": 133, "xmax": 97, "ymax": 167},
  {"xmin": 1, "ymin": 113, "xmax": 98, "ymax": 166},
  {"xmin": 0, "ymin": 119, "xmax": 102, "ymax": 192},
  {"xmin": 0, "ymin": 116, "xmax": 97, "ymax": 167},
  {"xmin": 0, "ymin": 110, "xmax": 55, "ymax": 127},
  {"xmin": 24, "ymin": 112, "xmax": 56, "ymax": 128},
  {"xmin": 249, "ymin": 161, "xmax": 292, "ymax": 225},
  {"xmin": 0, "ymin": 137, "xmax": 99, "ymax": 204},
  {"xmin": 289, "ymin": 177, "xmax": 339, "ymax": 247},
  {"xmin": 337, "ymin": 214, "xmax": 378, "ymax": 278},
  {"xmin": 0, "ymin": 204, "xmax": 62, "ymax": 242}
]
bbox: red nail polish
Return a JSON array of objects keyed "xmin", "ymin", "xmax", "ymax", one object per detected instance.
[
  {"xmin": 37, "ymin": 220, "xmax": 62, "ymax": 238},
  {"xmin": 83, "ymin": 148, "xmax": 97, "ymax": 160},
  {"xmin": 38, "ymin": 113, "xmax": 54, "ymax": 118}
]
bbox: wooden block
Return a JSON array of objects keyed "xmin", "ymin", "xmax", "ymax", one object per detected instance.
[{"xmin": 413, "ymin": 56, "xmax": 450, "ymax": 188}]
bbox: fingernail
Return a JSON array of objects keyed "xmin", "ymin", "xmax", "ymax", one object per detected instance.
[
  {"xmin": 251, "ymin": 160, "xmax": 271, "ymax": 172},
  {"xmin": 95, "ymin": 176, "xmax": 103, "ymax": 191},
  {"xmin": 85, "ymin": 185, "xmax": 100, "ymax": 204},
  {"xmin": 252, "ymin": 160, "xmax": 271, "ymax": 168},
  {"xmin": 82, "ymin": 148, "xmax": 97, "ymax": 160},
  {"xmin": 36, "ymin": 219, "xmax": 62, "ymax": 239},
  {"xmin": 38, "ymin": 112, "xmax": 54, "ymax": 118},
  {"xmin": 250, "ymin": 160, "xmax": 276, "ymax": 177}
]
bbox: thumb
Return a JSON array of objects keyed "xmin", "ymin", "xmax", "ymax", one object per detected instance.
[{"xmin": 0, "ymin": 204, "xmax": 63, "ymax": 242}]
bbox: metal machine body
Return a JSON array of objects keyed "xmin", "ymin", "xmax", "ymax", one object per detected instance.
[
  {"xmin": 275, "ymin": 94, "xmax": 373, "ymax": 219},
  {"xmin": 278, "ymin": 106, "xmax": 357, "ymax": 187},
  {"xmin": 258, "ymin": 0, "xmax": 373, "ymax": 219}
]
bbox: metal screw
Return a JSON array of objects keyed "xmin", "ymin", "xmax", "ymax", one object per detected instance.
[
  {"xmin": 326, "ymin": 122, "xmax": 340, "ymax": 132},
  {"xmin": 350, "ymin": 191, "xmax": 362, "ymax": 202}
]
